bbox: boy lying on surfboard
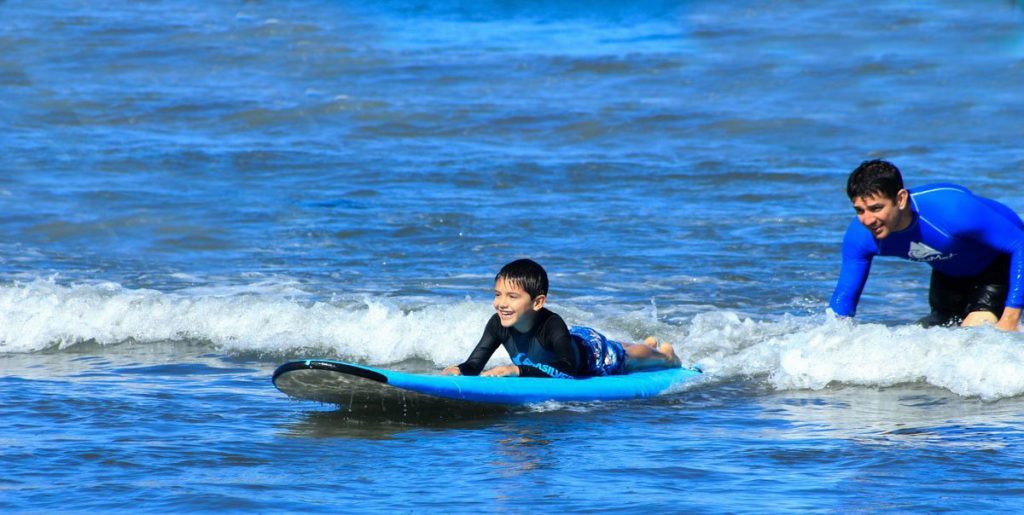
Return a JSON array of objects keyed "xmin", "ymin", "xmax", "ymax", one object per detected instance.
[{"xmin": 442, "ymin": 259, "xmax": 681, "ymax": 378}]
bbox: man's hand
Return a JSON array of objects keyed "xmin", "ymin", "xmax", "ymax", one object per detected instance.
[
  {"xmin": 441, "ymin": 366, "xmax": 462, "ymax": 376},
  {"xmin": 996, "ymin": 307, "xmax": 1021, "ymax": 332}
]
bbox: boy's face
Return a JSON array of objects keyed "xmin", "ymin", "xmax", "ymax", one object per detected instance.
[{"xmin": 493, "ymin": 277, "xmax": 546, "ymax": 332}]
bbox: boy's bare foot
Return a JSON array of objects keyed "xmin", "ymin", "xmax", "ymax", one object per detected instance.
[
  {"xmin": 657, "ymin": 341, "xmax": 682, "ymax": 367},
  {"xmin": 643, "ymin": 336, "xmax": 658, "ymax": 348}
]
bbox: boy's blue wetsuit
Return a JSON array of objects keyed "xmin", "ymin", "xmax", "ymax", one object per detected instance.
[
  {"xmin": 830, "ymin": 183, "xmax": 1024, "ymax": 320},
  {"xmin": 456, "ymin": 308, "xmax": 626, "ymax": 378}
]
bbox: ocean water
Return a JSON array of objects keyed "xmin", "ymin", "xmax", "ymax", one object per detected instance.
[{"xmin": 3, "ymin": 0, "xmax": 1024, "ymax": 511}]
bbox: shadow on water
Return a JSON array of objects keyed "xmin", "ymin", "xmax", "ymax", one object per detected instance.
[
  {"xmin": 275, "ymin": 374, "xmax": 521, "ymax": 438},
  {"xmin": 274, "ymin": 378, "xmax": 733, "ymax": 440},
  {"xmin": 280, "ymin": 407, "xmax": 516, "ymax": 439}
]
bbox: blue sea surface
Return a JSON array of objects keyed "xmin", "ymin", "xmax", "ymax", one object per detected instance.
[{"xmin": 3, "ymin": 0, "xmax": 1024, "ymax": 512}]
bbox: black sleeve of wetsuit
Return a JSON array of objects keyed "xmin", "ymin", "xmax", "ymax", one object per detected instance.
[
  {"xmin": 517, "ymin": 313, "xmax": 580, "ymax": 378},
  {"xmin": 456, "ymin": 315, "xmax": 503, "ymax": 376}
]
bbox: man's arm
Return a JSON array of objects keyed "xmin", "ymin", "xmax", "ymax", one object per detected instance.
[
  {"xmin": 956, "ymin": 196, "xmax": 1024, "ymax": 331},
  {"xmin": 829, "ymin": 219, "xmax": 877, "ymax": 317}
]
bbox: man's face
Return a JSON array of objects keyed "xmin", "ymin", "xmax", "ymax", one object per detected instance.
[{"xmin": 851, "ymin": 190, "xmax": 908, "ymax": 239}]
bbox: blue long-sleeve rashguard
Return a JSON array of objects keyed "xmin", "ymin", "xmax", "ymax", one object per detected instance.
[{"xmin": 830, "ymin": 183, "xmax": 1024, "ymax": 317}]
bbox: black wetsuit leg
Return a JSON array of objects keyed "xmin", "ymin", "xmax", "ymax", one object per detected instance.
[{"xmin": 920, "ymin": 254, "xmax": 1010, "ymax": 328}]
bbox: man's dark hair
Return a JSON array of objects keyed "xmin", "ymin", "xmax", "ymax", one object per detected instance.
[
  {"xmin": 847, "ymin": 159, "xmax": 904, "ymax": 201},
  {"xmin": 496, "ymin": 259, "xmax": 548, "ymax": 298}
]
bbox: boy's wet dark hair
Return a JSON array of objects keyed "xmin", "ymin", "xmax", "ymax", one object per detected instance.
[
  {"xmin": 496, "ymin": 259, "xmax": 548, "ymax": 299},
  {"xmin": 847, "ymin": 159, "xmax": 904, "ymax": 201}
]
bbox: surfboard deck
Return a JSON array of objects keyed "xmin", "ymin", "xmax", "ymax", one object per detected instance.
[{"xmin": 272, "ymin": 359, "xmax": 702, "ymax": 406}]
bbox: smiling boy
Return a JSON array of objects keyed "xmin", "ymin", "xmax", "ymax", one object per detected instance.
[
  {"xmin": 442, "ymin": 259, "xmax": 680, "ymax": 378},
  {"xmin": 830, "ymin": 160, "xmax": 1024, "ymax": 330}
]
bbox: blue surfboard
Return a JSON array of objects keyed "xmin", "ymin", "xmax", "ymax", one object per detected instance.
[{"xmin": 272, "ymin": 359, "xmax": 702, "ymax": 406}]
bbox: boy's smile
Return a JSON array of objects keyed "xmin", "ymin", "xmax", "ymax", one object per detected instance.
[{"xmin": 493, "ymin": 277, "xmax": 545, "ymax": 332}]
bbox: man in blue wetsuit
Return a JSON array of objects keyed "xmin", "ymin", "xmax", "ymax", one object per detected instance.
[{"xmin": 830, "ymin": 160, "xmax": 1024, "ymax": 331}]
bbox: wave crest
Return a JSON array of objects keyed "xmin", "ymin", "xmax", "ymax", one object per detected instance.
[{"xmin": 4, "ymin": 279, "xmax": 1024, "ymax": 400}]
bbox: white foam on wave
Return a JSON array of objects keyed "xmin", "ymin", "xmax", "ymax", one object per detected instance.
[
  {"xmin": 0, "ymin": 278, "xmax": 494, "ymax": 367},
  {"xmin": 5, "ymin": 278, "xmax": 1024, "ymax": 400},
  {"xmin": 683, "ymin": 311, "xmax": 1024, "ymax": 401}
]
